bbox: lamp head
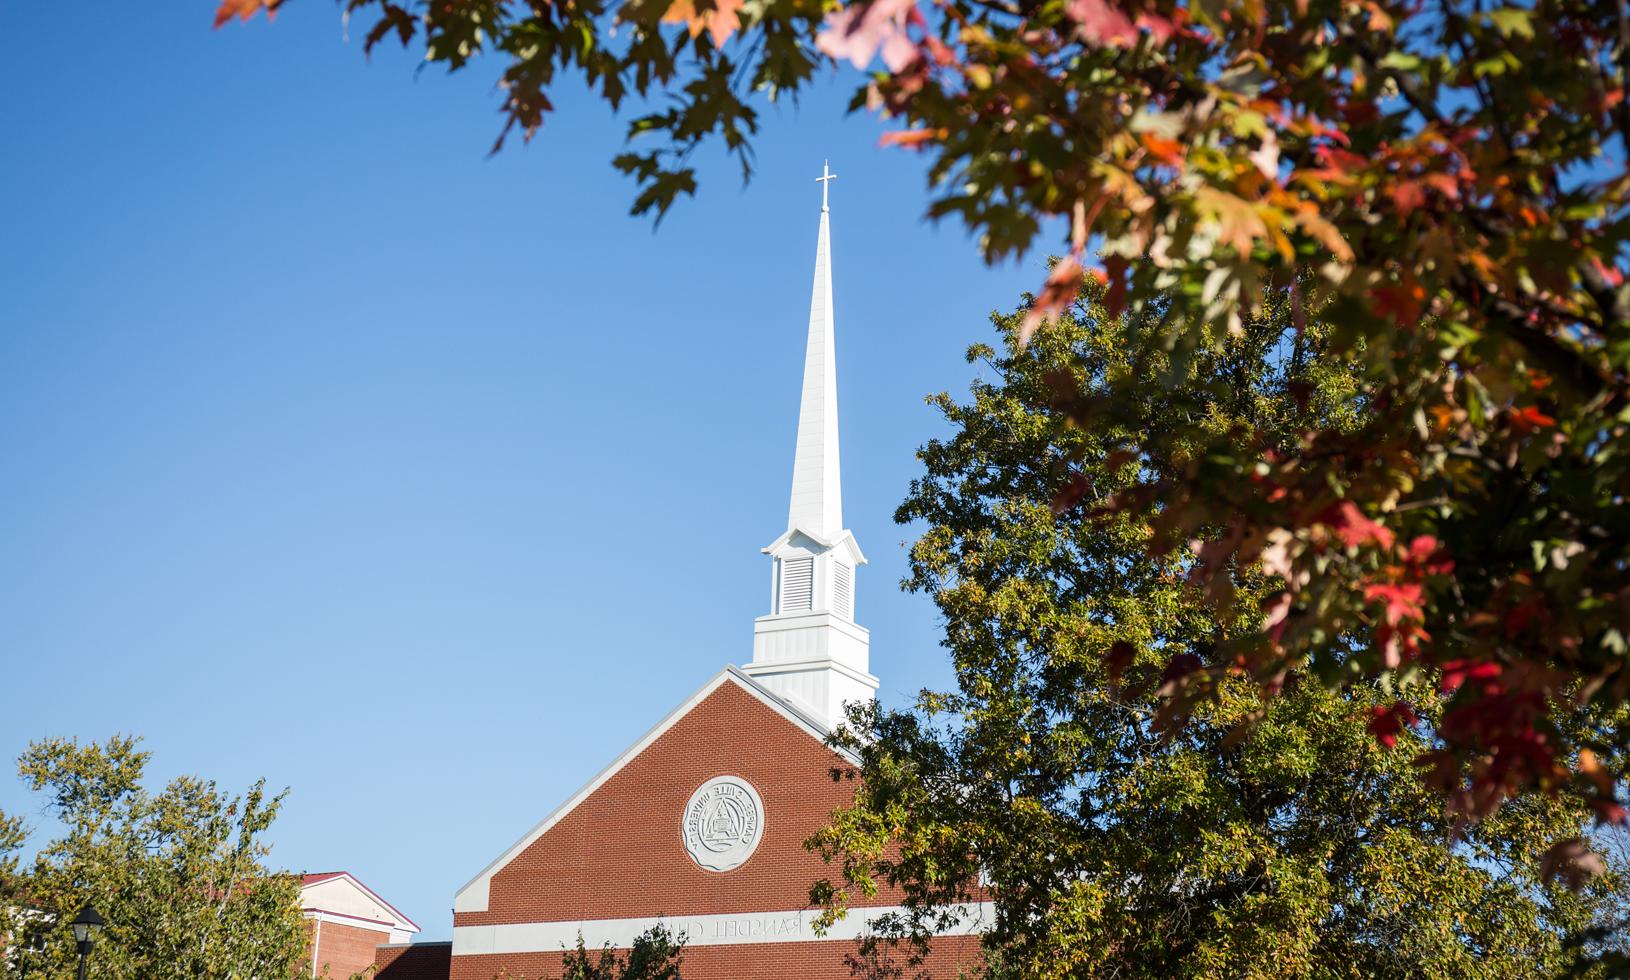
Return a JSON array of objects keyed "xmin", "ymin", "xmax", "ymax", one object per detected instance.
[{"xmin": 70, "ymin": 905, "xmax": 104, "ymax": 945}]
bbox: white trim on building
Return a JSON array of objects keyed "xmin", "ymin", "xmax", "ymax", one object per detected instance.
[{"xmin": 452, "ymin": 902, "xmax": 994, "ymax": 955}]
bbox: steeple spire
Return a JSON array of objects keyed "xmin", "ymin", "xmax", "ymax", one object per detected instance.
[
  {"xmin": 744, "ymin": 166, "xmax": 877, "ymax": 731},
  {"xmin": 787, "ymin": 165, "xmax": 842, "ymax": 539}
]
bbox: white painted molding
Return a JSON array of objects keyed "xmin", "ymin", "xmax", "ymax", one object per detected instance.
[
  {"xmin": 303, "ymin": 909, "xmax": 401, "ymax": 935},
  {"xmin": 761, "ymin": 526, "xmax": 868, "ymax": 566},
  {"xmin": 451, "ymin": 902, "xmax": 994, "ymax": 955},
  {"xmin": 740, "ymin": 656, "xmax": 878, "ymax": 688},
  {"xmin": 752, "ymin": 611, "xmax": 871, "ymax": 642}
]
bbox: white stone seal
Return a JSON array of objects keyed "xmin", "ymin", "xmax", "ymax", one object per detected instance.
[{"xmin": 682, "ymin": 776, "xmax": 765, "ymax": 872}]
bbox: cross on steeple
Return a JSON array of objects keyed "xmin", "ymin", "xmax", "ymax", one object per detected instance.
[
  {"xmin": 816, "ymin": 161, "xmax": 837, "ymax": 212},
  {"xmin": 745, "ymin": 168, "xmax": 877, "ymax": 731}
]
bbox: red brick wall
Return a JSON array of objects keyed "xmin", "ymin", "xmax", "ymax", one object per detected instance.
[
  {"xmin": 461, "ymin": 680, "xmax": 894, "ymax": 926},
  {"xmin": 451, "ymin": 678, "xmax": 981, "ymax": 979},
  {"xmin": 376, "ymin": 942, "xmax": 454, "ymax": 980},
  {"xmin": 309, "ymin": 917, "xmax": 393, "ymax": 978}
]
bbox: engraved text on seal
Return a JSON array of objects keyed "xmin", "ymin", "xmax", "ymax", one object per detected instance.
[{"xmin": 682, "ymin": 776, "xmax": 764, "ymax": 872}]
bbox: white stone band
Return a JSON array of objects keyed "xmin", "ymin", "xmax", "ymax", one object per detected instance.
[{"xmin": 451, "ymin": 902, "xmax": 993, "ymax": 955}]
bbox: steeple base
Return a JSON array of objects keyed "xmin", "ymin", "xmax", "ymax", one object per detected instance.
[
  {"xmin": 740, "ymin": 658, "xmax": 878, "ymax": 733},
  {"xmin": 744, "ymin": 180, "xmax": 878, "ymax": 735},
  {"xmin": 747, "ymin": 613, "xmax": 877, "ymax": 730}
]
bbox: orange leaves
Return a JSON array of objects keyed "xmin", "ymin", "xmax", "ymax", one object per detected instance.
[
  {"xmin": 1019, "ymin": 255, "xmax": 1084, "ymax": 347},
  {"xmin": 214, "ymin": 0, "xmax": 280, "ymax": 28},
  {"xmin": 879, "ymin": 128, "xmax": 945, "ymax": 149},
  {"xmin": 1284, "ymin": 201, "xmax": 1353, "ymax": 262},
  {"xmin": 1579, "ymin": 749, "xmax": 1615, "ymax": 799},
  {"xmin": 1193, "ymin": 187, "xmax": 1268, "ymax": 259},
  {"xmin": 1138, "ymin": 133, "xmax": 1184, "ymax": 166},
  {"xmin": 1508, "ymin": 405, "xmax": 1557, "ymax": 435},
  {"xmin": 1577, "ymin": 751, "xmax": 1626, "ymax": 823},
  {"xmin": 1189, "ymin": 177, "xmax": 1350, "ymax": 271},
  {"xmin": 1372, "ymin": 279, "xmax": 1427, "ymax": 325},
  {"xmin": 197, "ymin": 0, "xmax": 1630, "ymax": 862},
  {"xmin": 1311, "ymin": 144, "xmax": 1368, "ymax": 179},
  {"xmin": 1388, "ymin": 172, "xmax": 1460, "ymax": 216},
  {"xmin": 662, "ymin": 0, "xmax": 746, "ymax": 47}
]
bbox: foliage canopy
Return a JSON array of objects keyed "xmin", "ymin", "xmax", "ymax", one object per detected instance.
[
  {"xmin": 558, "ymin": 925, "xmax": 686, "ymax": 980},
  {"xmin": 217, "ymin": 0, "xmax": 1630, "ymax": 826},
  {"xmin": 0, "ymin": 735, "xmax": 309, "ymax": 980},
  {"xmin": 807, "ymin": 284, "xmax": 1628, "ymax": 977}
]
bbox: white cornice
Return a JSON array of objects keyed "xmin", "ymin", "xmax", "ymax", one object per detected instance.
[
  {"xmin": 304, "ymin": 909, "xmax": 402, "ymax": 935},
  {"xmin": 740, "ymin": 656, "xmax": 878, "ymax": 689},
  {"xmin": 752, "ymin": 611, "xmax": 870, "ymax": 642},
  {"xmin": 453, "ymin": 902, "xmax": 993, "ymax": 955},
  {"xmin": 761, "ymin": 526, "xmax": 868, "ymax": 565}
]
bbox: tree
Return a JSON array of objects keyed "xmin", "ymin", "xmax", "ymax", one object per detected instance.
[
  {"xmin": 214, "ymin": 0, "xmax": 1630, "ymax": 826},
  {"xmin": 559, "ymin": 925, "xmax": 685, "ymax": 980},
  {"xmin": 805, "ymin": 282, "xmax": 1627, "ymax": 977},
  {"xmin": 495, "ymin": 925, "xmax": 686, "ymax": 980},
  {"xmin": 0, "ymin": 735, "xmax": 309, "ymax": 980}
]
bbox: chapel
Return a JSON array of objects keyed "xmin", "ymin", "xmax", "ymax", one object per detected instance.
[{"xmin": 375, "ymin": 170, "xmax": 986, "ymax": 980}]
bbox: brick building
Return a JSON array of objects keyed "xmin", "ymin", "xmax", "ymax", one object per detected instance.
[
  {"xmin": 377, "ymin": 170, "xmax": 987, "ymax": 980},
  {"xmin": 300, "ymin": 871, "xmax": 419, "ymax": 978}
]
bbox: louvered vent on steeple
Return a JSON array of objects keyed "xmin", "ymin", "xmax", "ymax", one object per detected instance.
[
  {"xmin": 833, "ymin": 562, "xmax": 853, "ymax": 620},
  {"xmin": 778, "ymin": 557, "xmax": 814, "ymax": 613},
  {"xmin": 746, "ymin": 163, "xmax": 878, "ymax": 732}
]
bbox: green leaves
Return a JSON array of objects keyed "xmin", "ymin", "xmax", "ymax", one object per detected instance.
[
  {"xmin": 229, "ymin": 0, "xmax": 813, "ymax": 225},
  {"xmin": 811, "ymin": 281, "xmax": 1625, "ymax": 978},
  {"xmin": 612, "ymin": 152, "xmax": 699, "ymax": 222},
  {"xmin": 1, "ymin": 735, "xmax": 306, "ymax": 980},
  {"xmin": 223, "ymin": 0, "xmax": 1630, "ymax": 883},
  {"xmin": 556, "ymin": 924, "xmax": 686, "ymax": 980},
  {"xmin": 1485, "ymin": 7, "xmax": 1535, "ymax": 38}
]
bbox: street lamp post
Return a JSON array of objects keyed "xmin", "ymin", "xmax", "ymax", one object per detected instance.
[{"xmin": 70, "ymin": 905, "xmax": 104, "ymax": 980}]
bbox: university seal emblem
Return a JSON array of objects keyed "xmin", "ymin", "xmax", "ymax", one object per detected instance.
[{"xmin": 682, "ymin": 776, "xmax": 764, "ymax": 872}]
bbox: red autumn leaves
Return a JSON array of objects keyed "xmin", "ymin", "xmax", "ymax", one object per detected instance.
[{"xmin": 213, "ymin": 0, "xmax": 280, "ymax": 28}]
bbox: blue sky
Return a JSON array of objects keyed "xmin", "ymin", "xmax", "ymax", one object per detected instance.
[{"xmin": 0, "ymin": 4, "xmax": 1042, "ymax": 940}]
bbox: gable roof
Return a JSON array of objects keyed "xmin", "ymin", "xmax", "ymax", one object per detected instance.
[
  {"xmin": 761, "ymin": 526, "xmax": 868, "ymax": 565},
  {"xmin": 452, "ymin": 665, "xmax": 853, "ymax": 914},
  {"xmin": 299, "ymin": 870, "xmax": 421, "ymax": 934}
]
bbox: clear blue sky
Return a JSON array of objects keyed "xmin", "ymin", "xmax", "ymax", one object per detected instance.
[{"xmin": 0, "ymin": 4, "xmax": 1041, "ymax": 941}]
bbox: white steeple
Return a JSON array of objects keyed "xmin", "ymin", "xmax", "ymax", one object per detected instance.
[
  {"xmin": 787, "ymin": 163, "xmax": 844, "ymax": 539},
  {"xmin": 744, "ymin": 165, "xmax": 878, "ymax": 731}
]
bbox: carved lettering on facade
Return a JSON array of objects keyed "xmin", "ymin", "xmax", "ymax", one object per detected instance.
[{"xmin": 680, "ymin": 915, "xmax": 804, "ymax": 942}]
